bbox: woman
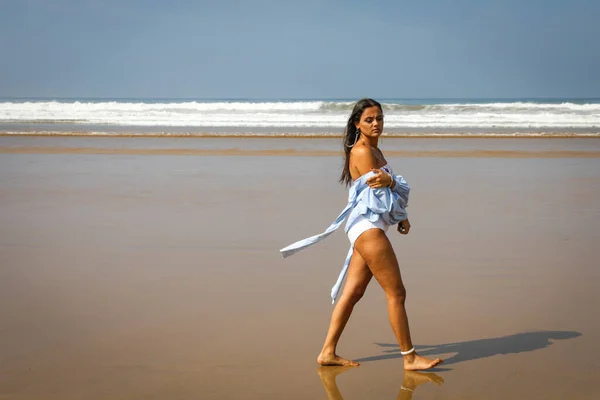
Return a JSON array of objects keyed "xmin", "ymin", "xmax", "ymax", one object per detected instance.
[{"xmin": 281, "ymin": 98, "xmax": 442, "ymax": 371}]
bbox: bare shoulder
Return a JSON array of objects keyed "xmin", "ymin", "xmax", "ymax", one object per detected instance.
[{"xmin": 350, "ymin": 144, "xmax": 378, "ymax": 177}]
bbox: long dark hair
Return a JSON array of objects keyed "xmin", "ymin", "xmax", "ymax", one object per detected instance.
[{"xmin": 340, "ymin": 98, "xmax": 383, "ymax": 186}]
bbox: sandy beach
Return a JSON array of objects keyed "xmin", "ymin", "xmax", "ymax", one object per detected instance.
[{"xmin": 1, "ymin": 136, "xmax": 599, "ymax": 399}]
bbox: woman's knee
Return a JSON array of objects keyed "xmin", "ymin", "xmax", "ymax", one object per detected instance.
[
  {"xmin": 344, "ymin": 286, "xmax": 367, "ymax": 304},
  {"xmin": 385, "ymin": 285, "xmax": 407, "ymax": 304}
]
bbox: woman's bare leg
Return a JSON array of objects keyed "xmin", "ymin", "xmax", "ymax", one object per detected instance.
[
  {"xmin": 317, "ymin": 249, "xmax": 372, "ymax": 366},
  {"xmin": 354, "ymin": 229, "xmax": 443, "ymax": 370}
]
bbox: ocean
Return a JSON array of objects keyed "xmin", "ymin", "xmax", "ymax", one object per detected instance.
[{"xmin": 1, "ymin": 97, "xmax": 599, "ymax": 137}]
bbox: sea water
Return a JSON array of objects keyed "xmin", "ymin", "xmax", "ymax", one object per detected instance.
[{"xmin": 1, "ymin": 97, "xmax": 599, "ymax": 136}]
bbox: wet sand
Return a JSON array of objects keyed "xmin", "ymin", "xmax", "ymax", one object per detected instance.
[{"xmin": 1, "ymin": 136, "xmax": 599, "ymax": 399}]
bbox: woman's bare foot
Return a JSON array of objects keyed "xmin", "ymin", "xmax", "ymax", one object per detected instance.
[
  {"xmin": 317, "ymin": 352, "xmax": 359, "ymax": 366},
  {"xmin": 403, "ymin": 353, "xmax": 443, "ymax": 371}
]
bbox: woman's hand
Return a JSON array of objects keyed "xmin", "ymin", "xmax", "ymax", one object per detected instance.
[
  {"xmin": 398, "ymin": 219, "xmax": 411, "ymax": 235},
  {"xmin": 366, "ymin": 169, "xmax": 393, "ymax": 188}
]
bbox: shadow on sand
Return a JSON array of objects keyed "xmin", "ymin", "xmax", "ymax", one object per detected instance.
[{"xmin": 355, "ymin": 330, "xmax": 582, "ymax": 365}]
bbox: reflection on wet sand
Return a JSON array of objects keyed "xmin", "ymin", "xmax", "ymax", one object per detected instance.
[
  {"xmin": 317, "ymin": 366, "xmax": 351, "ymax": 400},
  {"xmin": 317, "ymin": 366, "xmax": 444, "ymax": 400},
  {"xmin": 397, "ymin": 371, "xmax": 444, "ymax": 400}
]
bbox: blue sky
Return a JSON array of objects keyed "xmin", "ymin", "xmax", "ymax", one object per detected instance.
[{"xmin": 1, "ymin": 0, "xmax": 599, "ymax": 99}]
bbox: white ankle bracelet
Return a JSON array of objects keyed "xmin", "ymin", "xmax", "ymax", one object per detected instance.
[{"xmin": 400, "ymin": 347, "xmax": 415, "ymax": 356}]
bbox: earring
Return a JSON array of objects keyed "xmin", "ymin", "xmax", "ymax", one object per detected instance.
[{"xmin": 345, "ymin": 129, "xmax": 360, "ymax": 147}]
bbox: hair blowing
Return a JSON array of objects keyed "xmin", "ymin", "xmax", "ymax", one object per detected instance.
[{"xmin": 340, "ymin": 98, "xmax": 383, "ymax": 186}]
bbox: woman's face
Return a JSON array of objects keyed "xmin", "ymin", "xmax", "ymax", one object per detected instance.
[{"xmin": 356, "ymin": 106, "xmax": 384, "ymax": 137}]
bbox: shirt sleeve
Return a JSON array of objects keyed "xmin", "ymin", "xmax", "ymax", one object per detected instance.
[{"xmin": 390, "ymin": 174, "xmax": 410, "ymax": 208}]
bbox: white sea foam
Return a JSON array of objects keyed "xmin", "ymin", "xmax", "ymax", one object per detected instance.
[{"xmin": 1, "ymin": 100, "xmax": 599, "ymax": 131}]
